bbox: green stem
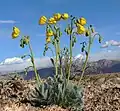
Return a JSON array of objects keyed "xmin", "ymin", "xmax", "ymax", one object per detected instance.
[
  {"xmin": 55, "ymin": 40, "xmax": 58, "ymax": 77},
  {"xmin": 47, "ymin": 24, "xmax": 59, "ymax": 77},
  {"xmin": 68, "ymin": 35, "xmax": 72, "ymax": 81},
  {"xmin": 28, "ymin": 42, "xmax": 41, "ymax": 84},
  {"xmin": 78, "ymin": 37, "xmax": 92, "ymax": 84},
  {"xmin": 78, "ymin": 32, "xmax": 101, "ymax": 84},
  {"xmin": 68, "ymin": 19, "xmax": 73, "ymax": 82},
  {"xmin": 57, "ymin": 41, "xmax": 63, "ymax": 78}
]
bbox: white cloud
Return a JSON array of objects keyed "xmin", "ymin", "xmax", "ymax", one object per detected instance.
[
  {"xmin": 0, "ymin": 57, "xmax": 53, "ymax": 73},
  {"xmin": 101, "ymin": 41, "xmax": 109, "ymax": 48},
  {"xmin": 0, "ymin": 57, "xmax": 24, "ymax": 65},
  {"xmin": 89, "ymin": 50, "xmax": 120, "ymax": 61},
  {"xmin": 25, "ymin": 58, "xmax": 31, "ymax": 62},
  {"xmin": 1, "ymin": 49, "xmax": 120, "ymax": 73},
  {"xmin": 0, "ymin": 20, "xmax": 18, "ymax": 24},
  {"xmin": 101, "ymin": 40, "xmax": 120, "ymax": 48},
  {"xmin": 110, "ymin": 40, "xmax": 120, "ymax": 46},
  {"xmin": 72, "ymin": 50, "xmax": 120, "ymax": 62},
  {"xmin": 74, "ymin": 54, "xmax": 84, "ymax": 60},
  {"xmin": 34, "ymin": 57, "xmax": 53, "ymax": 68}
]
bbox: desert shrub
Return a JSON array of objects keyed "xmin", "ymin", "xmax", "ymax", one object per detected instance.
[
  {"xmin": 11, "ymin": 12, "xmax": 102, "ymax": 110},
  {"xmin": 29, "ymin": 76, "xmax": 83, "ymax": 111}
]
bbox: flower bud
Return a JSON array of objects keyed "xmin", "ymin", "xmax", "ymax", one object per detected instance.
[
  {"xmin": 46, "ymin": 30, "xmax": 54, "ymax": 37},
  {"xmin": 62, "ymin": 13, "xmax": 69, "ymax": 20},
  {"xmin": 53, "ymin": 13, "xmax": 61, "ymax": 21},
  {"xmin": 39, "ymin": 16, "xmax": 47, "ymax": 25},
  {"xmin": 46, "ymin": 37, "xmax": 51, "ymax": 43},
  {"xmin": 77, "ymin": 24, "xmax": 86, "ymax": 34},
  {"xmin": 12, "ymin": 27, "xmax": 20, "ymax": 39},
  {"xmin": 78, "ymin": 17, "xmax": 87, "ymax": 26},
  {"xmin": 48, "ymin": 17, "xmax": 56, "ymax": 24}
]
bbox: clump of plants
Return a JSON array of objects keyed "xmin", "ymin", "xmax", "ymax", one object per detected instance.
[
  {"xmin": 29, "ymin": 76, "xmax": 83, "ymax": 110},
  {"xmin": 11, "ymin": 12, "xmax": 102, "ymax": 110}
]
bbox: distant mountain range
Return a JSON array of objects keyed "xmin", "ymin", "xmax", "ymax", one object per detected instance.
[
  {"xmin": 72, "ymin": 59, "xmax": 120, "ymax": 75},
  {"xmin": 23, "ymin": 67, "xmax": 55, "ymax": 80},
  {"xmin": 94, "ymin": 59, "xmax": 120, "ymax": 73},
  {"xmin": 22, "ymin": 59, "xmax": 120, "ymax": 80},
  {"xmin": 1, "ymin": 59, "xmax": 120, "ymax": 80}
]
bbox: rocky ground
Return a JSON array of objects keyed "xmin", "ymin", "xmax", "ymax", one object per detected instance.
[
  {"xmin": 0, "ymin": 73, "xmax": 120, "ymax": 111},
  {"xmin": 80, "ymin": 73, "xmax": 120, "ymax": 111}
]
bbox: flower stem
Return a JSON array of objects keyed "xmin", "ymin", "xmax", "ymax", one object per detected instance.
[
  {"xmin": 57, "ymin": 41, "xmax": 63, "ymax": 78},
  {"xmin": 47, "ymin": 24, "xmax": 59, "ymax": 77},
  {"xmin": 28, "ymin": 42, "xmax": 41, "ymax": 84},
  {"xmin": 55, "ymin": 40, "xmax": 58, "ymax": 77},
  {"xmin": 68, "ymin": 34, "xmax": 72, "ymax": 81},
  {"xmin": 68, "ymin": 19, "xmax": 73, "ymax": 82},
  {"xmin": 78, "ymin": 32, "xmax": 101, "ymax": 84},
  {"xmin": 78, "ymin": 37, "xmax": 92, "ymax": 84}
]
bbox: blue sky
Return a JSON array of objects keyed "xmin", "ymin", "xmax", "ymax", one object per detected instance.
[{"xmin": 0, "ymin": 0, "xmax": 120, "ymax": 63}]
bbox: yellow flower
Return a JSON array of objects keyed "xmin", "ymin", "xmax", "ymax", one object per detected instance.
[
  {"xmin": 39, "ymin": 16, "xmax": 47, "ymax": 25},
  {"xmin": 78, "ymin": 17, "xmax": 86, "ymax": 26},
  {"xmin": 46, "ymin": 37, "xmax": 51, "ymax": 43},
  {"xmin": 13, "ymin": 26, "xmax": 20, "ymax": 34},
  {"xmin": 62, "ymin": 13, "xmax": 69, "ymax": 20},
  {"xmin": 46, "ymin": 30, "xmax": 54, "ymax": 37},
  {"xmin": 53, "ymin": 13, "xmax": 61, "ymax": 21},
  {"xmin": 12, "ymin": 32, "xmax": 19, "ymax": 39},
  {"xmin": 77, "ymin": 24, "xmax": 86, "ymax": 34},
  {"xmin": 48, "ymin": 17, "xmax": 56, "ymax": 24},
  {"xmin": 12, "ymin": 27, "xmax": 20, "ymax": 39}
]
